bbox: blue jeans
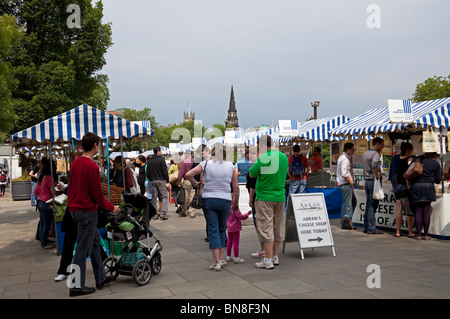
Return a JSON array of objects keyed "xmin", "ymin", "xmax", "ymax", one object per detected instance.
[
  {"xmin": 289, "ymin": 179, "xmax": 306, "ymax": 194},
  {"xmin": 37, "ymin": 200, "xmax": 53, "ymax": 248},
  {"xmin": 70, "ymin": 211, "xmax": 106, "ymax": 290},
  {"xmin": 31, "ymin": 181, "xmax": 37, "ymax": 206},
  {"xmin": 364, "ymin": 180, "xmax": 379, "ymax": 233},
  {"xmin": 339, "ymin": 184, "xmax": 357, "ymax": 228},
  {"xmin": 286, "ymin": 179, "xmax": 306, "ymax": 213},
  {"xmin": 145, "ymin": 180, "xmax": 152, "ymax": 200},
  {"xmin": 202, "ymin": 198, "xmax": 232, "ymax": 250}
]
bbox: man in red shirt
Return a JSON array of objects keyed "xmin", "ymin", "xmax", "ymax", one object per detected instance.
[
  {"xmin": 68, "ymin": 132, "xmax": 120, "ymax": 297},
  {"xmin": 309, "ymin": 147, "xmax": 323, "ymax": 173}
]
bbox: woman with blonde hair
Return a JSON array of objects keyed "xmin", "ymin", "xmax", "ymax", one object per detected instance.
[{"xmin": 185, "ymin": 143, "xmax": 239, "ymax": 271}]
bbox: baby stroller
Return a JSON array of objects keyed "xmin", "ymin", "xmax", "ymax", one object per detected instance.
[{"xmin": 102, "ymin": 194, "xmax": 162, "ymax": 286}]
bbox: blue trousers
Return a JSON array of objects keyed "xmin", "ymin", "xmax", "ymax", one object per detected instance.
[
  {"xmin": 364, "ymin": 180, "xmax": 379, "ymax": 233},
  {"xmin": 339, "ymin": 184, "xmax": 357, "ymax": 228},
  {"xmin": 37, "ymin": 200, "xmax": 53, "ymax": 248}
]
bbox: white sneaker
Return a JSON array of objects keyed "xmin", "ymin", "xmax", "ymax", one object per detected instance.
[
  {"xmin": 219, "ymin": 259, "xmax": 228, "ymax": 267},
  {"xmin": 255, "ymin": 258, "xmax": 274, "ymax": 269},
  {"xmin": 273, "ymin": 255, "xmax": 279, "ymax": 266},
  {"xmin": 233, "ymin": 257, "xmax": 245, "ymax": 263},
  {"xmin": 54, "ymin": 274, "xmax": 68, "ymax": 282},
  {"xmin": 209, "ymin": 263, "xmax": 221, "ymax": 271},
  {"xmin": 225, "ymin": 256, "xmax": 233, "ymax": 262},
  {"xmin": 251, "ymin": 248, "xmax": 266, "ymax": 259}
]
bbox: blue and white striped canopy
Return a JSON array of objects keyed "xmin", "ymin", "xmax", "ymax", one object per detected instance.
[
  {"xmin": 10, "ymin": 104, "xmax": 154, "ymax": 147},
  {"xmin": 415, "ymin": 99, "xmax": 450, "ymax": 128},
  {"xmin": 244, "ymin": 125, "xmax": 280, "ymax": 146},
  {"xmin": 275, "ymin": 115, "xmax": 349, "ymax": 142},
  {"xmin": 331, "ymin": 98, "xmax": 450, "ymax": 138},
  {"xmin": 329, "ymin": 108, "xmax": 391, "ymax": 137},
  {"xmin": 299, "ymin": 115, "xmax": 349, "ymax": 141}
]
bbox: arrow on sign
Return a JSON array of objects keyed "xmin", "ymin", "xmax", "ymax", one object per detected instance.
[{"xmin": 308, "ymin": 237, "xmax": 323, "ymax": 243}]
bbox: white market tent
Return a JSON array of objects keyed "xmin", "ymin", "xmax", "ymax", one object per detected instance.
[
  {"xmin": 275, "ymin": 115, "xmax": 350, "ymax": 143},
  {"xmin": 10, "ymin": 104, "xmax": 153, "ymax": 147},
  {"xmin": 330, "ymin": 98, "xmax": 450, "ymax": 138},
  {"xmin": 9, "ymin": 104, "xmax": 154, "ymax": 199}
]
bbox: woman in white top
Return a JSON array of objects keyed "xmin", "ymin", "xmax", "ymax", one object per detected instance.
[{"xmin": 185, "ymin": 143, "xmax": 239, "ymax": 271}]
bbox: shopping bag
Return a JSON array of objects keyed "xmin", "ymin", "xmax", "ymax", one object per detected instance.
[
  {"xmin": 422, "ymin": 129, "xmax": 440, "ymax": 153},
  {"xmin": 373, "ymin": 178, "xmax": 384, "ymax": 200}
]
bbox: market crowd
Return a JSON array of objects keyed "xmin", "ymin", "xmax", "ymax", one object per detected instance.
[{"xmin": 24, "ymin": 132, "xmax": 445, "ymax": 297}]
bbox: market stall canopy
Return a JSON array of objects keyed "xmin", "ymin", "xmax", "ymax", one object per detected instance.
[
  {"xmin": 9, "ymin": 104, "xmax": 154, "ymax": 147},
  {"xmin": 415, "ymin": 100, "xmax": 450, "ymax": 129},
  {"xmin": 330, "ymin": 98, "xmax": 450, "ymax": 138},
  {"xmin": 276, "ymin": 115, "xmax": 349, "ymax": 143},
  {"xmin": 244, "ymin": 125, "xmax": 280, "ymax": 146}
]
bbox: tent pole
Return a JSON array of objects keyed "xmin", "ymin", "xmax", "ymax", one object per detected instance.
[
  {"xmin": 440, "ymin": 127, "xmax": 445, "ymax": 193},
  {"xmin": 49, "ymin": 141, "xmax": 56, "ymax": 202},
  {"xmin": 107, "ymin": 137, "xmax": 110, "ymax": 201},
  {"xmin": 9, "ymin": 145, "xmax": 13, "ymax": 194},
  {"xmin": 321, "ymin": 142, "xmax": 324, "ymax": 189},
  {"xmin": 120, "ymin": 136, "xmax": 126, "ymax": 193}
]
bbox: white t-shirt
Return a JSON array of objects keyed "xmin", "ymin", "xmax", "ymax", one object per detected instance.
[{"xmin": 200, "ymin": 160, "xmax": 235, "ymax": 200}]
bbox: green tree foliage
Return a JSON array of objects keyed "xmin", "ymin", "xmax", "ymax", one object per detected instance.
[
  {"xmin": 0, "ymin": 14, "xmax": 20, "ymax": 142},
  {"xmin": 119, "ymin": 108, "xmax": 158, "ymax": 152},
  {"xmin": 1, "ymin": 0, "xmax": 113, "ymax": 134},
  {"xmin": 412, "ymin": 75, "xmax": 450, "ymax": 102}
]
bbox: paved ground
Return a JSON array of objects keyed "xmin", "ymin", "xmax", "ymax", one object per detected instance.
[{"xmin": 1, "ymin": 187, "xmax": 450, "ymax": 304}]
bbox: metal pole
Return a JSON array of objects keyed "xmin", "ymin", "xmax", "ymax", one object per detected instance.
[
  {"xmin": 440, "ymin": 127, "xmax": 445, "ymax": 193},
  {"xmin": 321, "ymin": 142, "xmax": 324, "ymax": 189},
  {"xmin": 9, "ymin": 145, "xmax": 13, "ymax": 194},
  {"xmin": 107, "ymin": 137, "xmax": 110, "ymax": 201},
  {"xmin": 120, "ymin": 136, "xmax": 126, "ymax": 193}
]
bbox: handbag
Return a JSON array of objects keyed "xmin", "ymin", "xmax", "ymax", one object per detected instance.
[
  {"xmin": 176, "ymin": 186, "xmax": 185, "ymax": 205},
  {"xmin": 403, "ymin": 158, "xmax": 423, "ymax": 180},
  {"xmin": 189, "ymin": 161, "xmax": 208, "ymax": 210},
  {"xmin": 190, "ymin": 188, "xmax": 203, "ymax": 209},
  {"xmin": 373, "ymin": 178, "xmax": 384, "ymax": 200}
]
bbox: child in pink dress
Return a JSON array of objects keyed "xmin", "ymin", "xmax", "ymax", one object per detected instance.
[{"xmin": 226, "ymin": 205, "xmax": 250, "ymax": 263}]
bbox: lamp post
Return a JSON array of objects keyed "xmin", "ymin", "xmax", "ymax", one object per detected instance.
[{"xmin": 311, "ymin": 101, "xmax": 320, "ymax": 120}]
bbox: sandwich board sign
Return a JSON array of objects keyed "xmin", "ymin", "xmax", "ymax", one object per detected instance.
[{"xmin": 283, "ymin": 193, "xmax": 336, "ymax": 259}]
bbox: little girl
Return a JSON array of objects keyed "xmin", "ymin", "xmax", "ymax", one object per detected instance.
[{"xmin": 226, "ymin": 205, "xmax": 250, "ymax": 263}]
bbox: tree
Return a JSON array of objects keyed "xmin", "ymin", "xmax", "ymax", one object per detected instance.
[
  {"xmin": 2, "ymin": 0, "xmax": 113, "ymax": 134},
  {"xmin": 119, "ymin": 107, "xmax": 158, "ymax": 152},
  {"xmin": 0, "ymin": 15, "xmax": 20, "ymax": 142},
  {"xmin": 412, "ymin": 75, "xmax": 450, "ymax": 102}
]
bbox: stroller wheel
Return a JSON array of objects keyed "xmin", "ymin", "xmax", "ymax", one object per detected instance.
[
  {"xmin": 151, "ymin": 252, "xmax": 162, "ymax": 275},
  {"xmin": 103, "ymin": 257, "xmax": 119, "ymax": 280},
  {"xmin": 132, "ymin": 260, "xmax": 152, "ymax": 286}
]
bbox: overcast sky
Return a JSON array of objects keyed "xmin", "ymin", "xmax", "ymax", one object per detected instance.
[{"xmin": 101, "ymin": 0, "xmax": 450, "ymax": 130}]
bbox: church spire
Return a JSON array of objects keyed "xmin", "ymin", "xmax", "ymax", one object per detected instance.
[{"xmin": 225, "ymin": 85, "xmax": 239, "ymax": 128}]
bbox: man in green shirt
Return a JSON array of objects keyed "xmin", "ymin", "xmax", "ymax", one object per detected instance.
[{"xmin": 249, "ymin": 135, "xmax": 289, "ymax": 269}]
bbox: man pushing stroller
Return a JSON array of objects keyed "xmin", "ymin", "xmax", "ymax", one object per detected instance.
[{"xmin": 67, "ymin": 133, "xmax": 121, "ymax": 297}]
